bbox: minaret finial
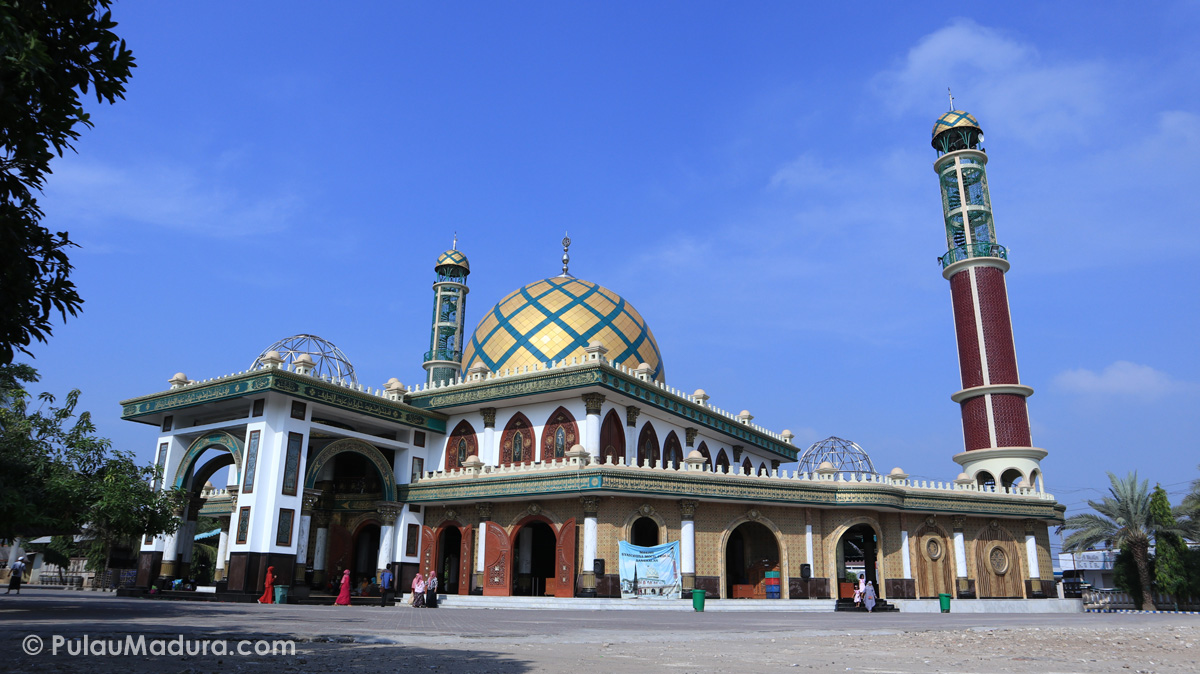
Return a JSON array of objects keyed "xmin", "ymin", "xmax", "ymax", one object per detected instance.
[
  {"xmin": 452, "ymin": 232, "xmax": 458, "ymax": 250},
  {"xmin": 561, "ymin": 232, "xmax": 572, "ymax": 277},
  {"xmin": 948, "ymin": 87, "xmax": 955, "ymax": 111}
]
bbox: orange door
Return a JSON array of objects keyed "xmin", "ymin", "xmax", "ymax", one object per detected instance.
[
  {"xmin": 483, "ymin": 521, "xmax": 511, "ymax": 596},
  {"xmin": 419, "ymin": 525, "xmax": 435, "ymax": 578},
  {"xmin": 555, "ymin": 517, "xmax": 576, "ymax": 598},
  {"xmin": 458, "ymin": 524, "xmax": 473, "ymax": 595}
]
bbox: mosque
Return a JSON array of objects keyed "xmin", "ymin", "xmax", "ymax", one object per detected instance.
[{"xmin": 122, "ymin": 108, "xmax": 1064, "ymax": 606}]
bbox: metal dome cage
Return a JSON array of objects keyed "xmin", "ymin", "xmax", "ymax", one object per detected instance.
[
  {"xmin": 252, "ymin": 334, "xmax": 357, "ymax": 384},
  {"xmin": 796, "ymin": 436, "xmax": 878, "ymax": 476}
]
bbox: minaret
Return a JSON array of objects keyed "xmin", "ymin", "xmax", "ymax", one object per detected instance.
[
  {"xmin": 932, "ymin": 107, "xmax": 1045, "ymax": 492},
  {"xmin": 423, "ymin": 239, "xmax": 470, "ymax": 386}
]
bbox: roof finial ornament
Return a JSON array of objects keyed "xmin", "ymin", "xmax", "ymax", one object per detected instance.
[
  {"xmin": 452, "ymin": 232, "xmax": 458, "ymax": 250},
  {"xmin": 947, "ymin": 87, "xmax": 955, "ymax": 111},
  {"xmin": 560, "ymin": 232, "xmax": 573, "ymax": 277}
]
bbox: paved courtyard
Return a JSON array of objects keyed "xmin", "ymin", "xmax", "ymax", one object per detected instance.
[{"xmin": 1, "ymin": 589, "xmax": 1196, "ymax": 672}]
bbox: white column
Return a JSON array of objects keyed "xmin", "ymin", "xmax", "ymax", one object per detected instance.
[
  {"xmin": 483, "ymin": 426, "xmax": 496, "ymax": 464},
  {"xmin": 953, "ymin": 530, "xmax": 968, "ymax": 578},
  {"xmin": 294, "ymin": 514, "xmax": 311, "ymax": 566},
  {"xmin": 900, "ymin": 529, "xmax": 912, "ymax": 579},
  {"xmin": 161, "ymin": 529, "xmax": 180, "ymax": 575},
  {"xmin": 680, "ymin": 518, "xmax": 694, "ymax": 574},
  {"xmin": 377, "ymin": 524, "xmax": 395, "ymax": 573},
  {"xmin": 805, "ymin": 524, "xmax": 814, "ymax": 565},
  {"xmin": 312, "ymin": 527, "xmax": 329, "ymax": 572},
  {"xmin": 215, "ymin": 528, "xmax": 230, "ymax": 575},
  {"xmin": 1025, "ymin": 533, "xmax": 1040, "ymax": 579},
  {"xmin": 584, "ymin": 513, "xmax": 599, "ymax": 573},
  {"xmin": 582, "ymin": 394, "xmax": 605, "ymax": 461},
  {"xmin": 178, "ymin": 520, "xmax": 197, "ymax": 568}
]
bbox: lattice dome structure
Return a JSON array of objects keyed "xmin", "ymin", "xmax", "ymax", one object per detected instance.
[
  {"xmin": 252, "ymin": 334, "xmax": 357, "ymax": 384},
  {"xmin": 797, "ymin": 436, "xmax": 878, "ymax": 476}
]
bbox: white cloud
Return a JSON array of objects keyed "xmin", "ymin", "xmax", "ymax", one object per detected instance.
[
  {"xmin": 872, "ymin": 19, "xmax": 1111, "ymax": 144},
  {"xmin": 1053, "ymin": 361, "xmax": 1190, "ymax": 398},
  {"xmin": 42, "ymin": 157, "xmax": 300, "ymax": 239}
]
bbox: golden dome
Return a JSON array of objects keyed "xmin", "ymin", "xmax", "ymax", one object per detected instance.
[
  {"xmin": 461, "ymin": 276, "xmax": 664, "ymax": 381},
  {"xmin": 932, "ymin": 110, "xmax": 981, "ymax": 139},
  {"xmin": 436, "ymin": 248, "xmax": 469, "ymax": 271}
]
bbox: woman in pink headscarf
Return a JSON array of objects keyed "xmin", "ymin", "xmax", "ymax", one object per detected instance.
[
  {"xmin": 258, "ymin": 566, "xmax": 276, "ymax": 604},
  {"xmin": 334, "ymin": 569, "xmax": 352, "ymax": 606},
  {"xmin": 411, "ymin": 572, "xmax": 426, "ymax": 608}
]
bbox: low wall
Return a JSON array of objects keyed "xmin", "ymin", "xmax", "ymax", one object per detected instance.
[{"xmin": 892, "ymin": 598, "xmax": 1083, "ymax": 614}]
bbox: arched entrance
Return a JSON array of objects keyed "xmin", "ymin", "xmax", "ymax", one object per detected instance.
[
  {"xmin": 352, "ymin": 521, "xmax": 381, "ymax": 585},
  {"xmin": 725, "ymin": 521, "xmax": 779, "ymax": 599},
  {"xmin": 837, "ymin": 523, "xmax": 879, "ymax": 598},
  {"xmin": 600, "ymin": 409, "xmax": 625, "ymax": 464},
  {"xmin": 512, "ymin": 521, "xmax": 557, "ymax": 596},
  {"xmin": 631, "ymin": 517, "xmax": 659, "ymax": 547},
  {"xmin": 436, "ymin": 526, "xmax": 463, "ymax": 594}
]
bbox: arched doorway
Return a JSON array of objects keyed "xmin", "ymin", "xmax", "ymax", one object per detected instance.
[
  {"xmin": 600, "ymin": 409, "xmax": 625, "ymax": 464},
  {"xmin": 512, "ymin": 521, "xmax": 557, "ymax": 596},
  {"xmin": 976, "ymin": 470, "xmax": 996, "ymax": 488},
  {"xmin": 1000, "ymin": 469, "xmax": 1024, "ymax": 489},
  {"xmin": 445, "ymin": 420, "xmax": 478, "ymax": 471},
  {"xmin": 836, "ymin": 524, "xmax": 879, "ymax": 599},
  {"xmin": 740, "ymin": 458, "xmax": 753, "ymax": 476},
  {"xmin": 725, "ymin": 521, "xmax": 779, "ymax": 599},
  {"xmin": 915, "ymin": 522, "xmax": 954, "ymax": 599},
  {"xmin": 630, "ymin": 517, "xmax": 659, "ymax": 547},
  {"xmin": 541, "ymin": 407, "xmax": 579, "ymax": 462},
  {"xmin": 352, "ymin": 521, "xmax": 381, "ymax": 585},
  {"xmin": 437, "ymin": 526, "xmax": 463, "ymax": 594}
]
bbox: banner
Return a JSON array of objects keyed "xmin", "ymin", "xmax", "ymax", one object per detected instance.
[{"xmin": 618, "ymin": 540, "xmax": 681, "ymax": 599}]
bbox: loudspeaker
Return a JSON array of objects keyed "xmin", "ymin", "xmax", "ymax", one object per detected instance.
[
  {"xmin": 800, "ymin": 563, "xmax": 812, "ymax": 580},
  {"xmin": 594, "ymin": 559, "xmax": 605, "ymax": 576}
]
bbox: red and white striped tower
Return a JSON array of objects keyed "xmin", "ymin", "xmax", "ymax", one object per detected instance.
[{"xmin": 932, "ymin": 109, "xmax": 1045, "ymax": 492}]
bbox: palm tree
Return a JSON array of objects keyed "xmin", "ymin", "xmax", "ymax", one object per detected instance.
[
  {"xmin": 1177, "ymin": 466, "xmax": 1200, "ymax": 542},
  {"xmin": 1060, "ymin": 472, "xmax": 1155, "ymax": 611}
]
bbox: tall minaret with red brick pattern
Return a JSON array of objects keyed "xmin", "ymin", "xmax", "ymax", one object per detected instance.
[{"xmin": 932, "ymin": 109, "xmax": 1045, "ymax": 492}]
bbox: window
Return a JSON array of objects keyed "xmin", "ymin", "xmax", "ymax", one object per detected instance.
[
  {"xmin": 554, "ymin": 427, "xmax": 566, "ymax": 458},
  {"xmin": 153, "ymin": 442, "xmax": 168, "ymax": 491},
  {"xmin": 252, "ymin": 399, "xmax": 265, "ymax": 417},
  {"xmin": 276, "ymin": 508, "xmax": 295, "ymax": 547},
  {"xmin": 513, "ymin": 431, "xmax": 524, "ymax": 462},
  {"xmin": 414, "ymin": 431, "xmax": 426, "ymax": 447},
  {"xmin": 236, "ymin": 507, "xmax": 252, "ymax": 544},
  {"xmin": 243, "ymin": 430, "xmax": 261, "ymax": 493},
  {"xmin": 161, "ymin": 415, "xmax": 173, "ymax": 432},
  {"xmin": 411, "ymin": 456, "xmax": 424, "ymax": 482},
  {"xmin": 282, "ymin": 432, "xmax": 303, "ymax": 496},
  {"xmin": 291, "ymin": 401, "xmax": 307, "ymax": 420},
  {"xmin": 457, "ymin": 438, "xmax": 468, "ymax": 464},
  {"xmin": 406, "ymin": 523, "xmax": 420, "ymax": 556}
]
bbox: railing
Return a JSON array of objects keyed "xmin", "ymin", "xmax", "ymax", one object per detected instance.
[
  {"xmin": 1082, "ymin": 587, "xmax": 1200, "ymax": 612},
  {"xmin": 939, "ymin": 242, "xmax": 1008, "ymax": 269},
  {"xmin": 423, "ymin": 349, "xmax": 462, "ymax": 362}
]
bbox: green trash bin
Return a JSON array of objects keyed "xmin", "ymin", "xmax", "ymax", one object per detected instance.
[
  {"xmin": 938, "ymin": 593, "xmax": 951, "ymax": 613},
  {"xmin": 274, "ymin": 585, "xmax": 289, "ymax": 605},
  {"xmin": 692, "ymin": 588, "xmax": 706, "ymax": 612}
]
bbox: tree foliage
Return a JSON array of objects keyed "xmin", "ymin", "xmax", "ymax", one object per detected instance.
[
  {"xmin": 0, "ymin": 364, "xmax": 182, "ymax": 559},
  {"xmin": 0, "ymin": 0, "xmax": 135, "ymax": 363},
  {"xmin": 1060, "ymin": 472, "xmax": 1156, "ymax": 610},
  {"xmin": 1151, "ymin": 484, "xmax": 1190, "ymax": 606}
]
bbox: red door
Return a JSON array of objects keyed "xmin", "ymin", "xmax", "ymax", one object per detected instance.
[
  {"xmin": 555, "ymin": 517, "xmax": 576, "ymax": 598},
  {"xmin": 458, "ymin": 524, "xmax": 473, "ymax": 595},
  {"xmin": 483, "ymin": 521, "xmax": 511, "ymax": 596},
  {"xmin": 419, "ymin": 525, "xmax": 435, "ymax": 578}
]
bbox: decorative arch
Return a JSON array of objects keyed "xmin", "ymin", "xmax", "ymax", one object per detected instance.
[
  {"xmin": 975, "ymin": 470, "xmax": 996, "ymax": 488},
  {"xmin": 717, "ymin": 511, "xmax": 789, "ymax": 599},
  {"xmin": 600, "ymin": 409, "xmax": 625, "ymax": 464},
  {"xmin": 305, "ymin": 438, "xmax": 396, "ymax": 501},
  {"xmin": 826, "ymin": 516, "xmax": 885, "ymax": 598},
  {"xmin": 500, "ymin": 412, "xmax": 535, "ymax": 466},
  {"xmin": 1000, "ymin": 468, "xmax": 1025, "ymax": 489},
  {"xmin": 973, "ymin": 520, "xmax": 1024, "ymax": 598},
  {"xmin": 1029, "ymin": 469, "xmax": 1043, "ymax": 492},
  {"xmin": 446, "ymin": 419, "xmax": 478, "ymax": 471},
  {"xmin": 173, "ymin": 430, "xmax": 244, "ymax": 490},
  {"xmin": 714, "ymin": 448, "xmax": 730, "ymax": 473},
  {"xmin": 541, "ymin": 406, "xmax": 579, "ymax": 462},
  {"xmin": 503, "ymin": 504, "xmax": 567, "ymax": 530},
  {"xmin": 759, "ymin": 462, "xmax": 768, "ymax": 477},
  {"xmin": 740, "ymin": 458, "xmax": 753, "ymax": 476},
  {"xmin": 621, "ymin": 505, "xmax": 668, "ymax": 545},
  {"xmin": 914, "ymin": 518, "xmax": 954, "ymax": 599},
  {"xmin": 696, "ymin": 441, "xmax": 712, "ymax": 470},
  {"xmin": 662, "ymin": 431, "xmax": 683, "ymax": 469},
  {"xmin": 637, "ymin": 422, "xmax": 660, "ymax": 468},
  {"xmin": 187, "ymin": 454, "xmax": 234, "ymax": 494}
]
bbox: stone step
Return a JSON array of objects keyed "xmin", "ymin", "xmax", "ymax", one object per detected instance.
[{"xmin": 429, "ymin": 594, "xmax": 836, "ymax": 612}]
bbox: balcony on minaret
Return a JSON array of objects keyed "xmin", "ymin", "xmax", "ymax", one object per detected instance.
[{"xmin": 938, "ymin": 241, "xmax": 1008, "ymax": 269}]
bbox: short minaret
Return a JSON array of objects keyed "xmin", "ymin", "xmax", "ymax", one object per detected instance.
[
  {"xmin": 423, "ymin": 240, "xmax": 471, "ymax": 386},
  {"xmin": 932, "ymin": 107, "xmax": 1045, "ymax": 492}
]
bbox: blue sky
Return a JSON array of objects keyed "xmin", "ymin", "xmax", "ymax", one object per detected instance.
[{"xmin": 23, "ymin": 3, "xmax": 1200, "ymax": 539}]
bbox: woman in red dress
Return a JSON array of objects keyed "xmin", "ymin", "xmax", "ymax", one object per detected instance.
[
  {"xmin": 258, "ymin": 566, "xmax": 276, "ymax": 604},
  {"xmin": 335, "ymin": 569, "xmax": 352, "ymax": 606}
]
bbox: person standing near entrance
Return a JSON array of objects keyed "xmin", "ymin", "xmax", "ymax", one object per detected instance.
[
  {"xmin": 258, "ymin": 566, "xmax": 276, "ymax": 604},
  {"xmin": 853, "ymin": 572, "xmax": 865, "ymax": 608},
  {"xmin": 380, "ymin": 567, "xmax": 394, "ymax": 607},
  {"xmin": 335, "ymin": 569, "xmax": 352, "ymax": 606},
  {"xmin": 411, "ymin": 573, "xmax": 426, "ymax": 607},
  {"xmin": 863, "ymin": 580, "xmax": 877, "ymax": 613},
  {"xmin": 5, "ymin": 557, "xmax": 27, "ymax": 595},
  {"xmin": 426, "ymin": 570, "xmax": 439, "ymax": 608}
]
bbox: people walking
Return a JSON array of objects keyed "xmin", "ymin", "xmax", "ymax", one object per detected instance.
[
  {"xmin": 411, "ymin": 573, "xmax": 426, "ymax": 607},
  {"xmin": 258, "ymin": 565, "xmax": 276, "ymax": 604},
  {"xmin": 335, "ymin": 569, "xmax": 352, "ymax": 606},
  {"xmin": 380, "ymin": 567, "xmax": 394, "ymax": 607},
  {"xmin": 853, "ymin": 572, "xmax": 865, "ymax": 608},
  {"xmin": 863, "ymin": 580, "xmax": 877, "ymax": 613},
  {"xmin": 5, "ymin": 557, "xmax": 27, "ymax": 595},
  {"xmin": 426, "ymin": 570, "xmax": 439, "ymax": 609}
]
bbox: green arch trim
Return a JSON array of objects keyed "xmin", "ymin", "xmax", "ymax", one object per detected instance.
[
  {"xmin": 304, "ymin": 438, "xmax": 396, "ymax": 501},
  {"xmin": 172, "ymin": 430, "xmax": 244, "ymax": 490}
]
